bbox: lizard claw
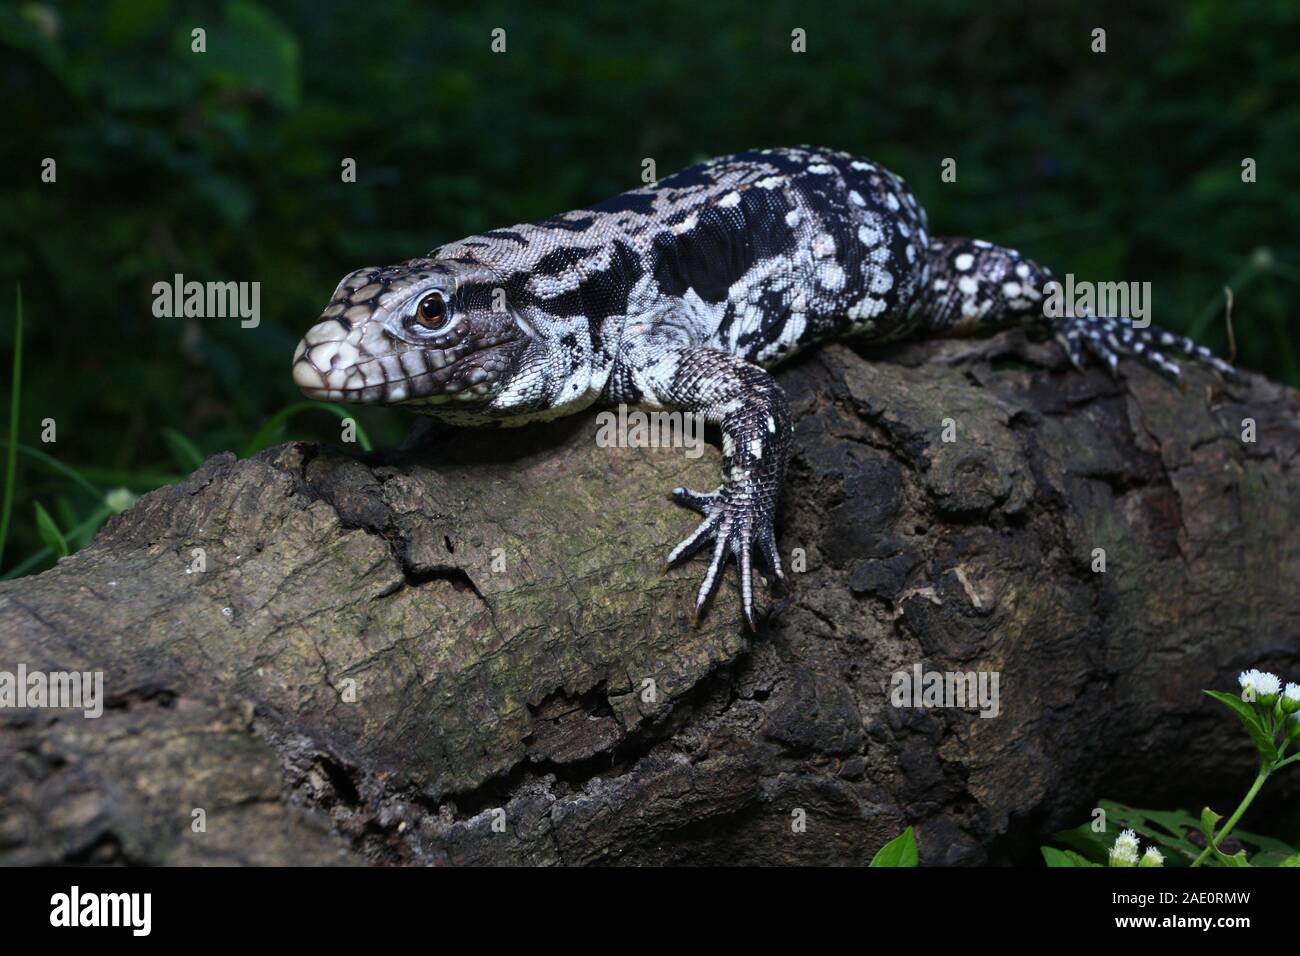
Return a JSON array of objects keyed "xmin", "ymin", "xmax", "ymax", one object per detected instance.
[{"xmin": 666, "ymin": 485, "xmax": 781, "ymax": 630}]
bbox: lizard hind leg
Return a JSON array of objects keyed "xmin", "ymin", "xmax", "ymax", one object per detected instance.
[{"xmin": 915, "ymin": 237, "xmax": 1055, "ymax": 339}]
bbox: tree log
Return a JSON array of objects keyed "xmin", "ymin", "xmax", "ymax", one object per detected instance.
[{"xmin": 2, "ymin": 333, "xmax": 1298, "ymax": 865}]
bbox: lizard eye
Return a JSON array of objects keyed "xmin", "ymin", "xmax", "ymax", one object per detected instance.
[{"xmin": 416, "ymin": 291, "xmax": 448, "ymax": 329}]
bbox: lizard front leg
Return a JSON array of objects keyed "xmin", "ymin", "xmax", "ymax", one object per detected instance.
[{"xmin": 625, "ymin": 345, "xmax": 792, "ymax": 629}]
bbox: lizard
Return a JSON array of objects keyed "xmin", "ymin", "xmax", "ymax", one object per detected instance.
[{"xmin": 291, "ymin": 146, "xmax": 1235, "ymax": 629}]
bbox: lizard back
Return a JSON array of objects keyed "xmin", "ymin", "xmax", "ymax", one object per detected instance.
[{"xmin": 430, "ymin": 146, "xmax": 933, "ymax": 373}]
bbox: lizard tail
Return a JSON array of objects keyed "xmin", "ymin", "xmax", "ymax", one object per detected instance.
[{"xmin": 916, "ymin": 237, "xmax": 1236, "ymax": 380}]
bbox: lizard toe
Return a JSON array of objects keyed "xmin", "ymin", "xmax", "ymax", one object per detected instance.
[
  {"xmin": 757, "ymin": 523, "xmax": 786, "ymax": 590},
  {"xmin": 671, "ymin": 492, "xmax": 779, "ymax": 629},
  {"xmin": 1081, "ymin": 329, "xmax": 1122, "ymax": 378},
  {"xmin": 1054, "ymin": 329, "xmax": 1088, "ymax": 371},
  {"xmin": 665, "ymin": 510, "xmax": 721, "ymax": 569},
  {"xmin": 736, "ymin": 536, "xmax": 756, "ymax": 630},
  {"xmin": 672, "ymin": 486, "xmax": 721, "ymax": 515},
  {"xmin": 691, "ymin": 530, "xmax": 732, "ymax": 627}
]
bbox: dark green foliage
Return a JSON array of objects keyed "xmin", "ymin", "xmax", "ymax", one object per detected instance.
[
  {"xmin": 1, "ymin": 0, "xmax": 1296, "ymax": 575},
  {"xmin": 1049, "ymin": 800, "xmax": 1298, "ymax": 867}
]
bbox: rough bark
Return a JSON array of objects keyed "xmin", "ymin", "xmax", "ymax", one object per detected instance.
[{"xmin": 2, "ymin": 333, "xmax": 1298, "ymax": 866}]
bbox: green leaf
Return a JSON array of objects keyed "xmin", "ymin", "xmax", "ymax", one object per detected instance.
[
  {"xmin": 55, "ymin": 496, "xmax": 78, "ymax": 534},
  {"xmin": 161, "ymin": 428, "xmax": 205, "ymax": 471},
  {"xmin": 1051, "ymin": 822, "xmax": 1114, "ymax": 864},
  {"xmin": 869, "ymin": 827, "xmax": 918, "ymax": 867},
  {"xmin": 1041, "ymin": 846, "xmax": 1073, "ymax": 866},
  {"xmin": 196, "ymin": 0, "xmax": 301, "ymax": 110},
  {"xmin": 1, "ymin": 504, "xmax": 110, "ymax": 582},
  {"xmin": 1200, "ymin": 805, "xmax": 1256, "ymax": 867},
  {"xmin": 103, "ymin": 0, "xmax": 172, "ymax": 44},
  {"xmin": 1199, "ymin": 806, "xmax": 1223, "ymax": 844},
  {"xmin": 32, "ymin": 502, "xmax": 68, "ymax": 558},
  {"xmin": 1041, "ymin": 846, "xmax": 1100, "ymax": 867},
  {"xmin": 1214, "ymin": 847, "xmax": 1253, "ymax": 867},
  {"xmin": 1204, "ymin": 690, "xmax": 1279, "ymax": 762},
  {"xmin": 1278, "ymin": 855, "xmax": 1300, "ymax": 867},
  {"xmin": 1234, "ymin": 825, "xmax": 1300, "ymax": 860}
]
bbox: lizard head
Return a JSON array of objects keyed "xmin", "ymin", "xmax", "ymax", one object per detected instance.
[{"xmin": 292, "ymin": 257, "xmax": 533, "ymax": 415}]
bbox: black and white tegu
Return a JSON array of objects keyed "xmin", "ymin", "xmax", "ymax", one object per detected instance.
[{"xmin": 292, "ymin": 146, "xmax": 1235, "ymax": 629}]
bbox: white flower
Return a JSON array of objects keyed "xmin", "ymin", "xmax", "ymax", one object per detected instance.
[
  {"xmin": 1255, "ymin": 672, "xmax": 1282, "ymax": 698},
  {"xmin": 1239, "ymin": 669, "xmax": 1281, "ymax": 703},
  {"xmin": 1109, "ymin": 829, "xmax": 1140, "ymax": 867},
  {"xmin": 1286, "ymin": 683, "xmax": 1300, "ymax": 702},
  {"xmin": 1140, "ymin": 847, "xmax": 1165, "ymax": 867},
  {"xmin": 1110, "ymin": 843, "xmax": 1139, "ymax": 867}
]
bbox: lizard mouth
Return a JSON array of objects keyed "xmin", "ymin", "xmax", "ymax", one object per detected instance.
[{"xmin": 291, "ymin": 323, "xmax": 518, "ymax": 407}]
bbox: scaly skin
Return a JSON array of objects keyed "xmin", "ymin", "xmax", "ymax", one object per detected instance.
[{"xmin": 292, "ymin": 146, "xmax": 1234, "ymax": 629}]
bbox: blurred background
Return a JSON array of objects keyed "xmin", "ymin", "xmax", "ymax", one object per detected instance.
[{"xmin": 1, "ymin": 0, "xmax": 1297, "ymax": 578}]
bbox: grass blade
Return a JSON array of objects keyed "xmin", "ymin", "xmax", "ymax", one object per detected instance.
[
  {"xmin": 0, "ymin": 285, "xmax": 22, "ymax": 572},
  {"xmin": 0, "ymin": 440, "xmax": 103, "ymax": 500},
  {"xmin": 32, "ymin": 501, "xmax": 68, "ymax": 558},
  {"xmin": 74, "ymin": 466, "xmax": 181, "ymax": 490},
  {"xmin": 161, "ymin": 427, "xmax": 205, "ymax": 471},
  {"xmin": 0, "ymin": 504, "xmax": 110, "ymax": 581},
  {"xmin": 242, "ymin": 400, "xmax": 374, "ymax": 458}
]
